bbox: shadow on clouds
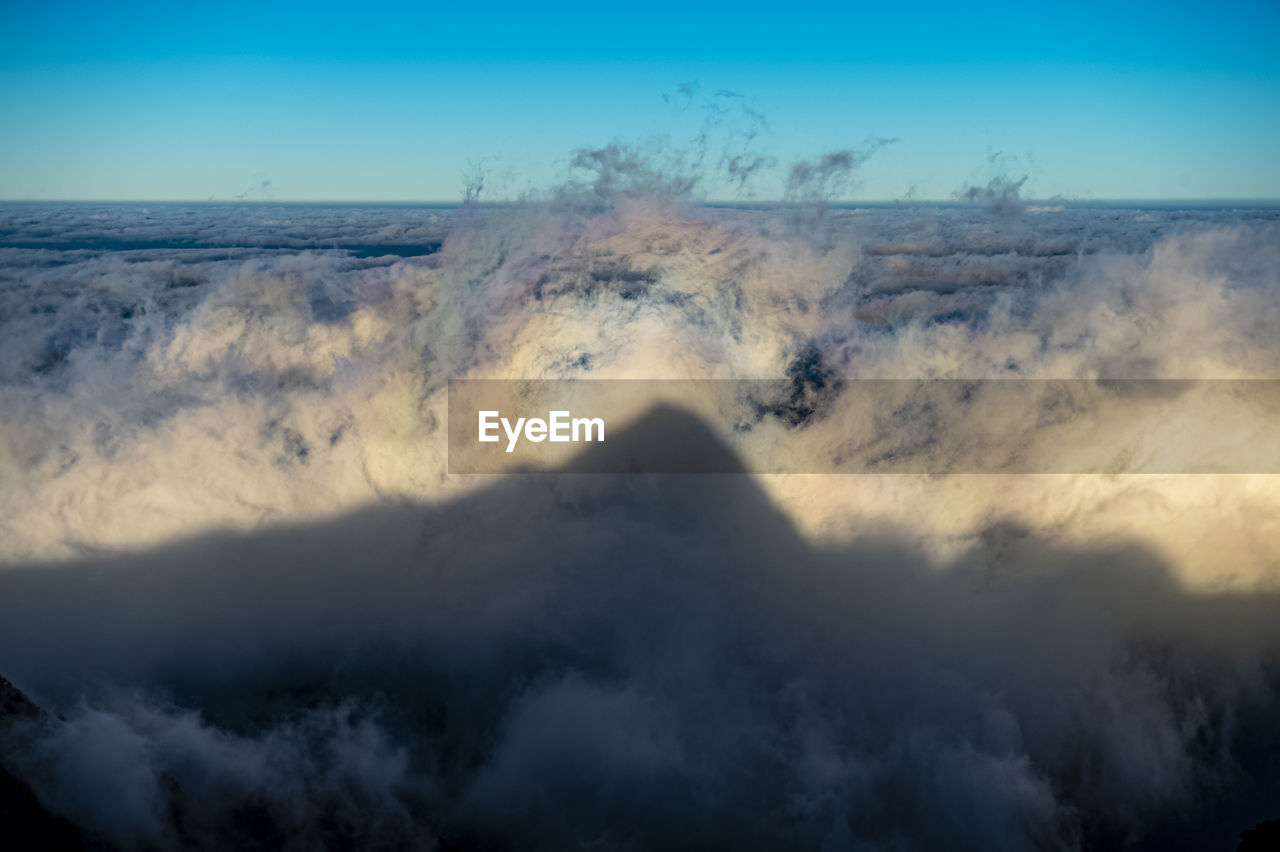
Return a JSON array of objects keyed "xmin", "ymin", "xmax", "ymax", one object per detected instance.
[{"xmin": 1, "ymin": 406, "xmax": 1279, "ymax": 851}]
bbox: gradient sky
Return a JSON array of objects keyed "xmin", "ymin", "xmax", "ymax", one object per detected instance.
[{"xmin": 1, "ymin": 0, "xmax": 1277, "ymax": 201}]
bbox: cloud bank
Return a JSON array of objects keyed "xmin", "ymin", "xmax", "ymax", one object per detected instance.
[
  {"xmin": 0, "ymin": 147, "xmax": 1278, "ymax": 848},
  {"xmin": 2, "ymin": 430, "xmax": 1279, "ymax": 849},
  {"xmin": 1, "ymin": 194, "xmax": 1276, "ymax": 581}
]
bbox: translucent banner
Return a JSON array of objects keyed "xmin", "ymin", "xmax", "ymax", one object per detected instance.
[{"xmin": 448, "ymin": 379, "xmax": 1280, "ymax": 474}]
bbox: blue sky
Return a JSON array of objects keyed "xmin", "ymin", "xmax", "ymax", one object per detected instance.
[{"xmin": 1, "ymin": 0, "xmax": 1277, "ymax": 201}]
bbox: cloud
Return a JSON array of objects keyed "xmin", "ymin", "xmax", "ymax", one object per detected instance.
[
  {"xmin": 0, "ymin": 143, "xmax": 1278, "ymax": 849},
  {"xmin": 953, "ymin": 152, "xmax": 1035, "ymax": 216},
  {"xmin": 2, "ymin": 195, "xmax": 1276, "ymax": 580},
  {"xmin": 1, "ymin": 416, "xmax": 1278, "ymax": 849},
  {"xmin": 784, "ymin": 138, "xmax": 900, "ymax": 204},
  {"xmin": 955, "ymin": 175, "xmax": 1029, "ymax": 216}
]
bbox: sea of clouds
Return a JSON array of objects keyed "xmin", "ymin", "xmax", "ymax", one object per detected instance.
[{"xmin": 1, "ymin": 128, "xmax": 1279, "ymax": 849}]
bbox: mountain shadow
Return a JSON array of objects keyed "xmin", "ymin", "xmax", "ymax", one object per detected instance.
[{"xmin": 1, "ymin": 405, "xmax": 1279, "ymax": 851}]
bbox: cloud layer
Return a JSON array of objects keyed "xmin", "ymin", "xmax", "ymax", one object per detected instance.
[
  {"xmin": 0, "ymin": 180, "xmax": 1278, "ymax": 849},
  {"xmin": 2, "ymin": 435, "xmax": 1279, "ymax": 849},
  {"xmin": 1, "ymin": 195, "xmax": 1276, "ymax": 582}
]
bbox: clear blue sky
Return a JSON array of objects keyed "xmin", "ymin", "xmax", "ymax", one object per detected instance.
[{"xmin": 1, "ymin": 0, "xmax": 1277, "ymax": 201}]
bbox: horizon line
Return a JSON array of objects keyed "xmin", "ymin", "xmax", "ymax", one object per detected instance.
[{"xmin": 2, "ymin": 197, "xmax": 1280, "ymax": 207}]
